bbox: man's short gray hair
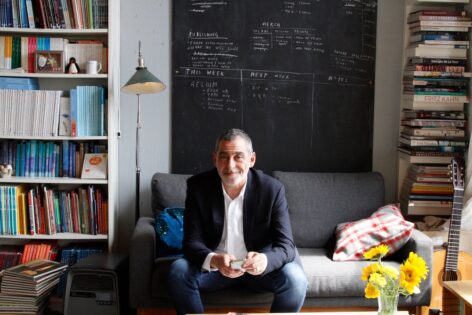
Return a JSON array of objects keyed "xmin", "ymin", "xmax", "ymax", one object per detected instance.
[{"xmin": 214, "ymin": 128, "xmax": 253, "ymax": 153}]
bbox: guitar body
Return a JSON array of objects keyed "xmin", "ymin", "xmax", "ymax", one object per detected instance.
[{"xmin": 429, "ymin": 249, "xmax": 472, "ymax": 315}]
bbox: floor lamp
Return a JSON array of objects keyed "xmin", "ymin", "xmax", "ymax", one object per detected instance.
[{"xmin": 121, "ymin": 41, "xmax": 166, "ymax": 223}]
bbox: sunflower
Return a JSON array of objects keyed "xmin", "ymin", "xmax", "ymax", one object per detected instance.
[
  {"xmin": 360, "ymin": 245, "xmax": 429, "ymax": 299},
  {"xmin": 361, "ymin": 262, "xmax": 382, "ymax": 281},
  {"xmin": 405, "ymin": 252, "xmax": 429, "ymax": 280},
  {"xmin": 400, "ymin": 261, "xmax": 426, "ymax": 294},
  {"xmin": 365, "ymin": 282, "xmax": 380, "ymax": 299},
  {"xmin": 364, "ymin": 244, "xmax": 389, "ymax": 260},
  {"xmin": 369, "ymin": 272, "xmax": 387, "ymax": 288}
]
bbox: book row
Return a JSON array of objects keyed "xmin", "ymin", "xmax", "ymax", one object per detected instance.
[
  {"xmin": 400, "ymin": 164, "xmax": 454, "ymax": 216},
  {"xmin": 0, "ymin": 0, "xmax": 108, "ymax": 29},
  {"xmin": 0, "ymin": 139, "xmax": 107, "ymax": 178},
  {"xmin": 0, "ymin": 184, "xmax": 108, "ymax": 236},
  {"xmin": 0, "ymin": 35, "xmax": 107, "ymax": 74},
  {"xmin": 0, "ymin": 85, "xmax": 106, "ymax": 137},
  {"xmin": 0, "ymin": 243, "xmax": 103, "ymax": 271}
]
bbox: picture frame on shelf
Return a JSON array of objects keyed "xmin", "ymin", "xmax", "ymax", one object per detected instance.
[{"xmin": 34, "ymin": 50, "xmax": 64, "ymax": 73}]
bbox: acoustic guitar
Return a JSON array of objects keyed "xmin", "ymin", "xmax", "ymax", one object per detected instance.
[{"xmin": 429, "ymin": 158, "xmax": 472, "ymax": 315}]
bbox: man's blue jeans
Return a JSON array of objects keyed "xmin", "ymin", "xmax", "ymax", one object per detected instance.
[{"xmin": 168, "ymin": 258, "xmax": 307, "ymax": 315}]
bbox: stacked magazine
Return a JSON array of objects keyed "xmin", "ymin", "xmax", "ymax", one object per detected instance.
[{"xmin": 0, "ymin": 259, "xmax": 67, "ymax": 314}]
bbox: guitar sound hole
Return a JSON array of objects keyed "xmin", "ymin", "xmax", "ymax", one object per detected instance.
[{"xmin": 443, "ymin": 270, "xmax": 458, "ymax": 281}]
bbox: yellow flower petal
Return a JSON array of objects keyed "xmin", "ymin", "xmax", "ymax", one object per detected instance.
[
  {"xmin": 365, "ymin": 282, "xmax": 380, "ymax": 298},
  {"xmin": 364, "ymin": 245, "xmax": 390, "ymax": 260}
]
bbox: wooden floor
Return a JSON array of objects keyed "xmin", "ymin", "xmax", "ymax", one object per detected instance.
[{"xmin": 137, "ymin": 306, "xmax": 422, "ymax": 315}]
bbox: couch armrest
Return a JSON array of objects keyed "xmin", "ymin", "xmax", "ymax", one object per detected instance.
[
  {"xmin": 391, "ymin": 229, "xmax": 433, "ymax": 305},
  {"xmin": 394, "ymin": 229, "xmax": 433, "ymax": 265},
  {"xmin": 129, "ymin": 217, "xmax": 156, "ymax": 308}
]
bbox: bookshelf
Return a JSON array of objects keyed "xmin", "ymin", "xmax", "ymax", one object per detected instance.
[
  {"xmin": 0, "ymin": 1, "xmax": 119, "ymax": 251},
  {"xmin": 398, "ymin": 0, "xmax": 470, "ymax": 220}
]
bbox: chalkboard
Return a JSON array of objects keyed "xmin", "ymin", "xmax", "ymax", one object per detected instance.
[{"xmin": 172, "ymin": 0, "xmax": 377, "ymax": 174}]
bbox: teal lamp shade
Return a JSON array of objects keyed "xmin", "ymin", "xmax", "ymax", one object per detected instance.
[
  {"xmin": 121, "ymin": 41, "xmax": 166, "ymax": 94},
  {"xmin": 121, "ymin": 67, "xmax": 166, "ymax": 94}
]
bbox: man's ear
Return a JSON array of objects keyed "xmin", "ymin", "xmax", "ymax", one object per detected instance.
[
  {"xmin": 250, "ymin": 152, "xmax": 256, "ymax": 167},
  {"xmin": 212, "ymin": 152, "xmax": 217, "ymax": 166}
]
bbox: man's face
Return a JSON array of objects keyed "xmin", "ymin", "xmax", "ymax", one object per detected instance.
[{"xmin": 213, "ymin": 136, "xmax": 256, "ymax": 190}]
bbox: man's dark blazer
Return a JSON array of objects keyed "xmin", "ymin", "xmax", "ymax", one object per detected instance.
[{"xmin": 183, "ymin": 168, "xmax": 296, "ymax": 274}]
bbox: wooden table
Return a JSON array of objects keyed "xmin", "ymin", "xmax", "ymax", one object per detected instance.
[
  {"xmin": 444, "ymin": 281, "xmax": 472, "ymax": 315},
  {"xmin": 191, "ymin": 312, "xmax": 410, "ymax": 315}
]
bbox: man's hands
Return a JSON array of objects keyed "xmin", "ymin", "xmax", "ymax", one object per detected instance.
[
  {"xmin": 210, "ymin": 254, "xmax": 244, "ymax": 278},
  {"xmin": 210, "ymin": 252, "xmax": 267, "ymax": 278},
  {"xmin": 243, "ymin": 251, "xmax": 267, "ymax": 276}
]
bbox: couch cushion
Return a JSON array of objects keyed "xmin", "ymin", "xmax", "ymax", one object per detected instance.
[
  {"xmin": 299, "ymin": 247, "xmax": 401, "ymax": 298},
  {"xmin": 272, "ymin": 171, "xmax": 384, "ymax": 248},
  {"xmin": 332, "ymin": 204, "xmax": 414, "ymax": 261},
  {"xmin": 151, "ymin": 173, "xmax": 191, "ymax": 216}
]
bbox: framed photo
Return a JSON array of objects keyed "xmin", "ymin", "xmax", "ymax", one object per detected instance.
[{"xmin": 34, "ymin": 50, "xmax": 64, "ymax": 73}]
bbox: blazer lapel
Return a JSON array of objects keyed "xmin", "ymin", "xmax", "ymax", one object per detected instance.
[
  {"xmin": 243, "ymin": 170, "xmax": 257, "ymax": 249},
  {"xmin": 211, "ymin": 172, "xmax": 225, "ymax": 245}
]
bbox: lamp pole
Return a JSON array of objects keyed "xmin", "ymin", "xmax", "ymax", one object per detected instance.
[{"xmin": 135, "ymin": 94, "xmax": 142, "ymax": 223}]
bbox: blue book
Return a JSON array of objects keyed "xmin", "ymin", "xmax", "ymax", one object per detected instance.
[
  {"xmin": 29, "ymin": 140, "xmax": 37, "ymax": 177},
  {"xmin": 0, "ymin": 77, "xmax": 39, "ymax": 85},
  {"xmin": 38, "ymin": 141, "xmax": 44, "ymax": 177},
  {"xmin": 70, "ymin": 142, "xmax": 76, "ymax": 178},
  {"xmin": 0, "ymin": 187, "xmax": 4, "ymax": 234},
  {"xmin": 24, "ymin": 141, "xmax": 30, "ymax": 177},
  {"xmin": 70, "ymin": 89, "xmax": 77, "ymax": 137},
  {"xmin": 19, "ymin": 142, "xmax": 25, "ymax": 177},
  {"xmin": 15, "ymin": 142, "xmax": 21, "ymax": 176},
  {"xmin": 62, "ymin": 140, "xmax": 69, "ymax": 178}
]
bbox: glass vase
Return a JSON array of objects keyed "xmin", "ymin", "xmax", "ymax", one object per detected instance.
[{"xmin": 377, "ymin": 293, "xmax": 399, "ymax": 315}]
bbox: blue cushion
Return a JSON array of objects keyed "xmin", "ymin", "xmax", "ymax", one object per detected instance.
[{"xmin": 154, "ymin": 207, "xmax": 185, "ymax": 257}]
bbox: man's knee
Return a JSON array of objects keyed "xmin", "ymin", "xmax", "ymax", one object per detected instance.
[
  {"xmin": 282, "ymin": 262, "xmax": 308, "ymax": 293},
  {"xmin": 168, "ymin": 258, "xmax": 195, "ymax": 288}
]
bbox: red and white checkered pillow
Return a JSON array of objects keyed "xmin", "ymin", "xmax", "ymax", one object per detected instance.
[{"xmin": 332, "ymin": 204, "xmax": 414, "ymax": 261}]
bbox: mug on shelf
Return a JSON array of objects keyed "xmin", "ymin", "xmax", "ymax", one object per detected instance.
[{"xmin": 86, "ymin": 60, "xmax": 102, "ymax": 74}]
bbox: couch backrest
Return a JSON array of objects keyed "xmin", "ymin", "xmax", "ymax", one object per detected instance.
[
  {"xmin": 272, "ymin": 171, "xmax": 385, "ymax": 248},
  {"xmin": 151, "ymin": 172, "xmax": 191, "ymax": 216},
  {"xmin": 150, "ymin": 171, "xmax": 385, "ymax": 249}
]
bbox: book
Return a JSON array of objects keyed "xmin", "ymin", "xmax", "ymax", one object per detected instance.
[
  {"xmin": 402, "ymin": 110, "xmax": 465, "ymax": 120},
  {"xmin": 409, "ymin": 25, "xmax": 469, "ymax": 33},
  {"xmin": 58, "ymin": 97, "xmax": 71, "ymax": 136},
  {"xmin": 402, "ymin": 99, "xmax": 464, "ymax": 111},
  {"xmin": 408, "ymin": 56, "xmax": 467, "ymax": 66},
  {"xmin": 401, "ymin": 119, "xmax": 466, "ymax": 128},
  {"xmin": 399, "ymin": 135, "xmax": 467, "ymax": 147},
  {"xmin": 409, "ymin": 20, "xmax": 472, "ymax": 28},
  {"xmin": 3, "ymin": 259, "xmax": 67, "ymax": 281},
  {"xmin": 406, "ymin": 46, "xmax": 467, "ymax": 58},
  {"xmin": 404, "ymin": 76, "xmax": 469, "ymax": 87},
  {"xmin": 81, "ymin": 153, "xmax": 107, "ymax": 179},
  {"xmin": 401, "ymin": 126, "xmax": 465, "ymax": 137},
  {"xmin": 398, "ymin": 149, "xmax": 460, "ymax": 164},
  {"xmin": 408, "ymin": 10, "xmax": 470, "ymax": 24},
  {"xmin": 409, "ymin": 32, "xmax": 469, "ymax": 44},
  {"xmin": 402, "ymin": 94, "xmax": 468, "ymax": 103},
  {"xmin": 405, "ymin": 64, "xmax": 466, "ymax": 72}
]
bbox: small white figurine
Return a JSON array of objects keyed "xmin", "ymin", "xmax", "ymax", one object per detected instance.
[{"xmin": 0, "ymin": 164, "xmax": 13, "ymax": 178}]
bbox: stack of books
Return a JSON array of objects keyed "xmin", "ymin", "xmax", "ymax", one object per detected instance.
[
  {"xmin": 400, "ymin": 9, "xmax": 471, "ymax": 163},
  {"xmin": 0, "ymin": 259, "xmax": 67, "ymax": 314},
  {"xmin": 400, "ymin": 164, "xmax": 453, "ymax": 216}
]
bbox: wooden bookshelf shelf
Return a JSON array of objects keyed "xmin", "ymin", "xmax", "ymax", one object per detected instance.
[
  {"xmin": 0, "ymin": 177, "xmax": 108, "ymax": 184},
  {"xmin": 0, "ymin": 135, "xmax": 108, "ymax": 140},
  {"xmin": 0, "ymin": 72, "xmax": 108, "ymax": 79},
  {"xmin": 0, "ymin": 27, "xmax": 108, "ymax": 35},
  {"xmin": 0, "ymin": 233, "xmax": 107, "ymax": 240}
]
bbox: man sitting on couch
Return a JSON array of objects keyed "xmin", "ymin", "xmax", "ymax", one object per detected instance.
[{"xmin": 168, "ymin": 128, "xmax": 308, "ymax": 315}]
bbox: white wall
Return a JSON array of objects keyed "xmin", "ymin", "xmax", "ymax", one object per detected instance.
[{"xmin": 118, "ymin": 0, "xmax": 403, "ymax": 252}]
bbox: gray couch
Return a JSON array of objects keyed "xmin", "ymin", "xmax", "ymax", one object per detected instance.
[{"xmin": 129, "ymin": 171, "xmax": 433, "ymax": 311}]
